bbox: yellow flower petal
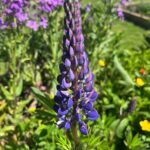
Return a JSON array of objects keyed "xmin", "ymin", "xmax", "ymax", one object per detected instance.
[
  {"xmin": 135, "ymin": 78, "xmax": 144, "ymax": 87},
  {"xmin": 139, "ymin": 120, "xmax": 150, "ymax": 132},
  {"xmin": 98, "ymin": 60, "xmax": 105, "ymax": 67}
]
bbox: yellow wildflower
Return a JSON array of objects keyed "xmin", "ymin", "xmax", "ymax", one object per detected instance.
[
  {"xmin": 140, "ymin": 120, "xmax": 150, "ymax": 132},
  {"xmin": 135, "ymin": 77, "xmax": 144, "ymax": 87},
  {"xmin": 98, "ymin": 60, "xmax": 105, "ymax": 67}
]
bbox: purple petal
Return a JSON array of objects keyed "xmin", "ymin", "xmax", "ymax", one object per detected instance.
[
  {"xmin": 79, "ymin": 121, "xmax": 88, "ymax": 135},
  {"xmin": 65, "ymin": 39, "xmax": 70, "ymax": 47},
  {"xmin": 57, "ymin": 120, "xmax": 65, "ymax": 128},
  {"xmin": 76, "ymin": 43, "xmax": 84, "ymax": 52},
  {"xmin": 76, "ymin": 34, "xmax": 84, "ymax": 42},
  {"xmin": 64, "ymin": 121, "xmax": 71, "ymax": 129},
  {"xmin": 74, "ymin": 113, "xmax": 81, "ymax": 121},
  {"xmin": 69, "ymin": 46, "xmax": 74, "ymax": 57},
  {"xmin": 86, "ymin": 72, "xmax": 94, "ymax": 83},
  {"xmin": 60, "ymin": 90, "xmax": 69, "ymax": 97},
  {"xmin": 73, "ymin": 56, "xmax": 78, "ymax": 67},
  {"xmin": 78, "ymin": 70, "xmax": 85, "ymax": 80},
  {"xmin": 89, "ymin": 90, "xmax": 98, "ymax": 102},
  {"xmin": 62, "ymin": 78, "xmax": 72, "ymax": 89},
  {"xmin": 83, "ymin": 63, "xmax": 89, "ymax": 74},
  {"xmin": 54, "ymin": 95, "xmax": 61, "ymax": 103},
  {"xmin": 79, "ymin": 55, "xmax": 85, "ymax": 66},
  {"xmin": 79, "ymin": 99, "xmax": 86, "ymax": 108},
  {"xmin": 68, "ymin": 29, "xmax": 73, "ymax": 38},
  {"xmin": 59, "ymin": 64, "xmax": 67, "ymax": 74},
  {"xmin": 86, "ymin": 110, "xmax": 99, "ymax": 121},
  {"xmin": 53, "ymin": 105, "xmax": 59, "ymax": 112},
  {"xmin": 71, "ymin": 36, "xmax": 76, "ymax": 46},
  {"xmin": 65, "ymin": 58, "xmax": 71, "ymax": 67},
  {"xmin": 84, "ymin": 82, "xmax": 93, "ymax": 92},
  {"xmin": 67, "ymin": 98, "xmax": 73, "ymax": 108},
  {"xmin": 68, "ymin": 69, "xmax": 75, "ymax": 81},
  {"xmin": 26, "ymin": 20, "xmax": 39, "ymax": 31},
  {"xmin": 83, "ymin": 102, "xmax": 93, "ymax": 110},
  {"xmin": 76, "ymin": 89, "xmax": 82, "ymax": 99},
  {"xmin": 58, "ymin": 108, "xmax": 68, "ymax": 116}
]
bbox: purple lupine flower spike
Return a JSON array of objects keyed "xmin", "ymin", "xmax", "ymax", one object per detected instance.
[{"xmin": 54, "ymin": 0, "xmax": 99, "ymax": 135}]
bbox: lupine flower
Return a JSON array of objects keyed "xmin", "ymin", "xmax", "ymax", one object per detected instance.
[
  {"xmin": 53, "ymin": 0, "xmax": 99, "ymax": 135},
  {"xmin": 0, "ymin": 0, "xmax": 64, "ymax": 30},
  {"xmin": 126, "ymin": 99, "xmax": 136, "ymax": 114},
  {"xmin": 85, "ymin": 4, "xmax": 91, "ymax": 13},
  {"xmin": 140, "ymin": 120, "xmax": 150, "ymax": 132}
]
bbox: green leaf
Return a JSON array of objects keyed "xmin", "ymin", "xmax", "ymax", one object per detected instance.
[
  {"xmin": 114, "ymin": 56, "xmax": 134, "ymax": 86},
  {"xmin": 116, "ymin": 118, "xmax": 129, "ymax": 138},
  {"xmin": 0, "ymin": 85, "xmax": 14, "ymax": 100},
  {"xmin": 31, "ymin": 87, "xmax": 54, "ymax": 110},
  {"xmin": 130, "ymin": 134, "xmax": 144, "ymax": 149},
  {"xmin": 36, "ymin": 109, "xmax": 56, "ymax": 119},
  {"xmin": 15, "ymin": 78, "xmax": 23, "ymax": 96},
  {"xmin": 0, "ymin": 113, "xmax": 5, "ymax": 123},
  {"xmin": 88, "ymin": 135, "xmax": 101, "ymax": 148},
  {"xmin": 125, "ymin": 131, "xmax": 133, "ymax": 146},
  {"xmin": 124, "ymin": 133, "xmax": 144, "ymax": 150},
  {"xmin": 109, "ymin": 119, "xmax": 120, "ymax": 130},
  {"xmin": 0, "ymin": 61, "xmax": 8, "ymax": 76},
  {"xmin": 56, "ymin": 136, "xmax": 72, "ymax": 150},
  {"xmin": 144, "ymin": 87, "xmax": 150, "ymax": 96},
  {"xmin": 0, "ymin": 100, "xmax": 6, "ymax": 111}
]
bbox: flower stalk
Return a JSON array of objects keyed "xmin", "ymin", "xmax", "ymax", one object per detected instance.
[{"xmin": 53, "ymin": 0, "xmax": 99, "ymax": 142}]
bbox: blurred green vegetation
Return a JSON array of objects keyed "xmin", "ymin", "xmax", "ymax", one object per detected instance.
[
  {"xmin": 0, "ymin": 0, "xmax": 150, "ymax": 150},
  {"xmin": 112, "ymin": 21, "xmax": 148, "ymax": 50}
]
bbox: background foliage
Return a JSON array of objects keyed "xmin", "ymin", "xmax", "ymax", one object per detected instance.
[{"xmin": 0, "ymin": 0, "xmax": 150, "ymax": 149}]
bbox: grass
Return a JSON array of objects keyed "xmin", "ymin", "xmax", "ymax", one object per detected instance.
[
  {"xmin": 81, "ymin": 0, "xmax": 98, "ymax": 5},
  {"xmin": 112, "ymin": 20, "xmax": 149, "ymax": 50}
]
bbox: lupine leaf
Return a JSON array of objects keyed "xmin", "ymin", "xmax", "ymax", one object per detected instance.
[
  {"xmin": 35, "ymin": 109, "xmax": 56, "ymax": 119},
  {"xmin": 114, "ymin": 56, "xmax": 134, "ymax": 86},
  {"xmin": 0, "ymin": 85, "xmax": 14, "ymax": 100},
  {"xmin": 56, "ymin": 136, "xmax": 72, "ymax": 150},
  {"xmin": 31, "ymin": 87, "xmax": 54, "ymax": 110},
  {"xmin": 15, "ymin": 78, "xmax": 23, "ymax": 96},
  {"xmin": 116, "ymin": 118, "xmax": 129, "ymax": 138}
]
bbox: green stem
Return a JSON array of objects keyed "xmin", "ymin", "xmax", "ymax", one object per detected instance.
[{"xmin": 72, "ymin": 120, "xmax": 80, "ymax": 148}]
